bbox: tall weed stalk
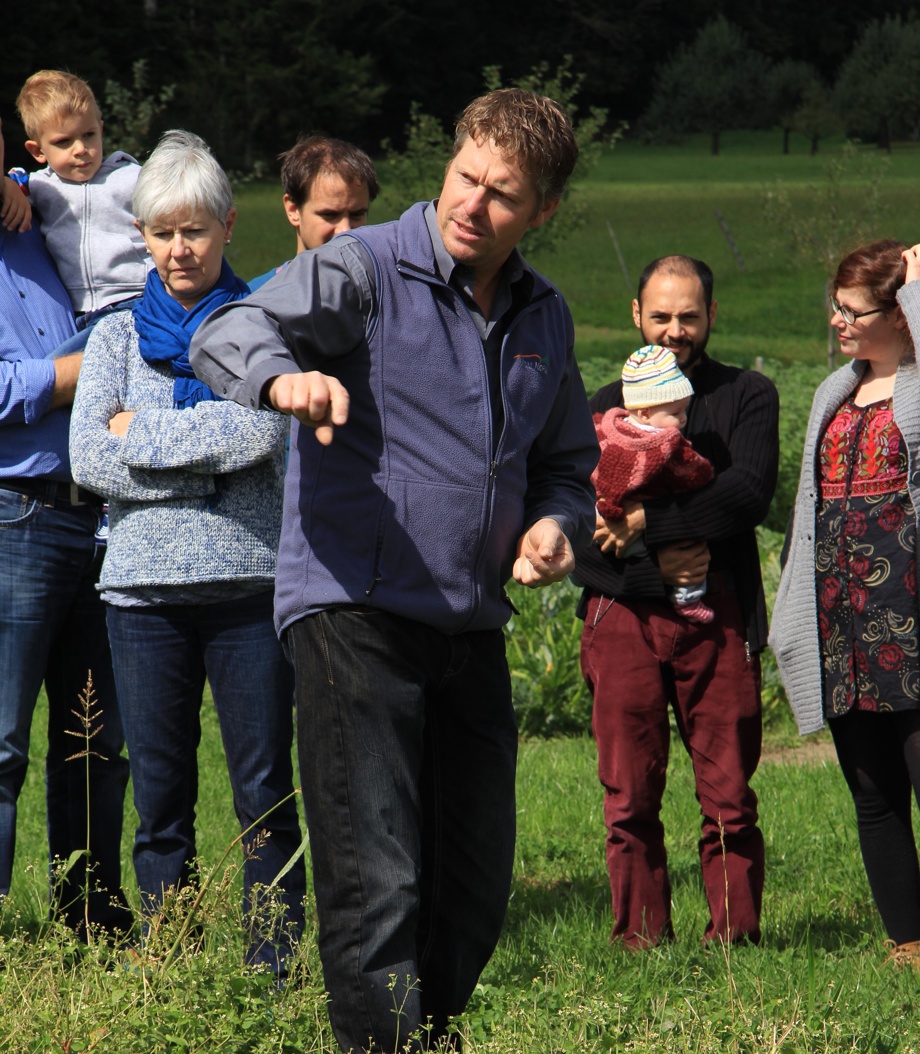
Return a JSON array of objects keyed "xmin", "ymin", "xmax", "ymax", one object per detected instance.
[{"xmin": 56, "ymin": 671, "xmax": 104, "ymax": 937}]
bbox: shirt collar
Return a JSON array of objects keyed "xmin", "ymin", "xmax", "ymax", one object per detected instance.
[{"xmin": 423, "ymin": 200, "xmax": 531, "ymax": 296}]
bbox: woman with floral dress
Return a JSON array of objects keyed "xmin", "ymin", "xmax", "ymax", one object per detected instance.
[{"xmin": 771, "ymin": 239, "xmax": 920, "ymax": 965}]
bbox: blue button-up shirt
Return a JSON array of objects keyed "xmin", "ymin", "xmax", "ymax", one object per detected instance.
[{"xmin": 0, "ymin": 225, "xmax": 78, "ymax": 481}]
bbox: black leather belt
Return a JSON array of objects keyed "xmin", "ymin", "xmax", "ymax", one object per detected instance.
[{"xmin": 0, "ymin": 478, "xmax": 102, "ymax": 507}]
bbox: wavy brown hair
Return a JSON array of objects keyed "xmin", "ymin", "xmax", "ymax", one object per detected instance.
[
  {"xmin": 834, "ymin": 239, "xmax": 908, "ymax": 312},
  {"xmin": 452, "ymin": 89, "xmax": 578, "ymax": 206},
  {"xmin": 279, "ymin": 135, "xmax": 379, "ymax": 208}
]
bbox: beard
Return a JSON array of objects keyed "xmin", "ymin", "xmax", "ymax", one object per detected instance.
[{"xmin": 642, "ymin": 326, "xmax": 710, "ymax": 373}]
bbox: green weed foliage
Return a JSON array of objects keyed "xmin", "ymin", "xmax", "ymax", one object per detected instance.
[
  {"xmin": 505, "ymin": 577, "xmax": 592, "ymax": 737},
  {"xmin": 4, "ymin": 737, "xmax": 918, "ymax": 1051}
]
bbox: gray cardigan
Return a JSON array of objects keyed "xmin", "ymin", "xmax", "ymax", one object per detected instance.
[
  {"xmin": 70, "ymin": 311, "xmax": 288, "ymax": 599},
  {"xmin": 770, "ymin": 280, "xmax": 920, "ymax": 734}
]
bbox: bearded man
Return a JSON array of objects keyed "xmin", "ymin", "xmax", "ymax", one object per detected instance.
[{"xmin": 574, "ymin": 254, "xmax": 779, "ymax": 948}]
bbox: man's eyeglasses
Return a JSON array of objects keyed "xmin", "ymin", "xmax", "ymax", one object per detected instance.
[{"xmin": 830, "ymin": 296, "xmax": 885, "ymax": 326}]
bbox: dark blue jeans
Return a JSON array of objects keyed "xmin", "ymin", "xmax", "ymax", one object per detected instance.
[
  {"xmin": 287, "ymin": 607, "xmax": 518, "ymax": 1053},
  {"xmin": 0, "ymin": 487, "xmax": 131, "ymax": 934},
  {"xmin": 106, "ymin": 591, "xmax": 306, "ymax": 974}
]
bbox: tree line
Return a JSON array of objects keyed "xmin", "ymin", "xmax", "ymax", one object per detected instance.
[
  {"xmin": 3, "ymin": 0, "xmax": 919, "ymax": 171},
  {"xmin": 642, "ymin": 14, "xmax": 920, "ymax": 155}
]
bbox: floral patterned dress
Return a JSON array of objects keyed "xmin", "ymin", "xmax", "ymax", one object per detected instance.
[{"xmin": 816, "ymin": 396, "xmax": 920, "ymax": 716}]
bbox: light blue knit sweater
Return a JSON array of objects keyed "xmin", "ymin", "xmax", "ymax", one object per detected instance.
[
  {"xmin": 70, "ymin": 311, "xmax": 287, "ymax": 598},
  {"xmin": 770, "ymin": 280, "xmax": 920, "ymax": 734}
]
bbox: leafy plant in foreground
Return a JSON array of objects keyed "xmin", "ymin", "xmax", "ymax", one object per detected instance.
[
  {"xmin": 52, "ymin": 672, "xmax": 105, "ymax": 937},
  {"xmin": 504, "ymin": 577, "xmax": 591, "ymax": 737}
]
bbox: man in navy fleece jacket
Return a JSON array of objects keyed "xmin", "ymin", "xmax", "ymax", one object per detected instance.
[{"xmin": 191, "ymin": 88, "xmax": 597, "ymax": 1053}]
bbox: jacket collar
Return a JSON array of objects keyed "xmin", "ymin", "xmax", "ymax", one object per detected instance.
[{"xmin": 394, "ymin": 200, "xmax": 547, "ymax": 303}]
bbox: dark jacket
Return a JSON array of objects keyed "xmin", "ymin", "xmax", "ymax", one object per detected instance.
[
  {"xmin": 271, "ymin": 203, "xmax": 599, "ymax": 635},
  {"xmin": 573, "ymin": 353, "xmax": 779, "ymax": 651}
]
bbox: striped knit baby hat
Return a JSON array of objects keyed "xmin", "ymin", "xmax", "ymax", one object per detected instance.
[{"xmin": 621, "ymin": 344, "xmax": 694, "ymax": 409}]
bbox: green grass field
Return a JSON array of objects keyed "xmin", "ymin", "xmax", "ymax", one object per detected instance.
[
  {"xmin": 6, "ymin": 709, "xmax": 916, "ymax": 1052},
  {"xmin": 228, "ymin": 131, "xmax": 920, "ymax": 374},
  {"xmin": 3, "ymin": 131, "xmax": 920, "ymax": 1051}
]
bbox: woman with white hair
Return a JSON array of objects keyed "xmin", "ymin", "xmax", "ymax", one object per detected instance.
[{"xmin": 70, "ymin": 130, "xmax": 305, "ymax": 977}]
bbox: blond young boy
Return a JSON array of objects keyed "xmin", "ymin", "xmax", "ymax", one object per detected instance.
[{"xmin": 16, "ymin": 71, "xmax": 149, "ymax": 352}]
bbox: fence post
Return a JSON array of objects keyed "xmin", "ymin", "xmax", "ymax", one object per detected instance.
[
  {"xmin": 713, "ymin": 208, "xmax": 746, "ymax": 272},
  {"xmin": 606, "ymin": 221, "xmax": 632, "ymax": 291}
]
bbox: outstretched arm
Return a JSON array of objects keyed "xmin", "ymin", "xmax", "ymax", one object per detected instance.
[{"xmin": 191, "ymin": 239, "xmax": 371, "ymax": 443}]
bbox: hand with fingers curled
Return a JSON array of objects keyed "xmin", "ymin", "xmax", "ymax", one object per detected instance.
[
  {"xmin": 0, "ymin": 175, "xmax": 31, "ymax": 233},
  {"xmin": 593, "ymin": 500, "xmax": 646, "ymax": 556},
  {"xmin": 265, "ymin": 371, "xmax": 350, "ymax": 445},
  {"xmin": 513, "ymin": 517, "xmax": 574, "ymax": 587},
  {"xmin": 657, "ymin": 539, "xmax": 710, "ymax": 586},
  {"xmin": 902, "ymin": 244, "xmax": 920, "ymax": 286}
]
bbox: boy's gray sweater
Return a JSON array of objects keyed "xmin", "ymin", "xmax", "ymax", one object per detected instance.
[{"xmin": 30, "ymin": 152, "xmax": 150, "ymax": 313}]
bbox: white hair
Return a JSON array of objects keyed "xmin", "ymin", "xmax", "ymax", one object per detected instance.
[{"xmin": 132, "ymin": 130, "xmax": 233, "ymax": 226}]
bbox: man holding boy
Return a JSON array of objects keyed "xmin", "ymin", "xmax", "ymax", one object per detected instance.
[
  {"xmin": 0, "ymin": 120, "xmax": 130, "ymax": 935},
  {"xmin": 191, "ymin": 89, "xmax": 597, "ymax": 1053},
  {"xmin": 575, "ymin": 255, "xmax": 779, "ymax": 949}
]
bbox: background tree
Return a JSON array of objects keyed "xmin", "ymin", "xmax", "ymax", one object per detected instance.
[
  {"xmin": 3, "ymin": 0, "xmax": 920, "ymax": 172},
  {"xmin": 640, "ymin": 17, "xmax": 773, "ymax": 155},
  {"xmin": 104, "ymin": 60, "xmax": 175, "ymax": 160},
  {"xmin": 380, "ymin": 104, "xmax": 453, "ymax": 211},
  {"xmin": 146, "ymin": 0, "xmax": 384, "ymax": 169},
  {"xmin": 792, "ymin": 80, "xmax": 841, "ymax": 156},
  {"xmin": 834, "ymin": 16, "xmax": 920, "ymax": 151},
  {"xmin": 769, "ymin": 60, "xmax": 820, "ymax": 155}
]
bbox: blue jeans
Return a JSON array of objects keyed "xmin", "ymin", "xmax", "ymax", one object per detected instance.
[
  {"xmin": 0, "ymin": 486, "xmax": 131, "ymax": 934},
  {"xmin": 106, "ymin": 591, "xmax": 306, "ymax": 974},
  {"xmin": 287, "ymin": 608, "xmax": 518, "ymax": 1053}
]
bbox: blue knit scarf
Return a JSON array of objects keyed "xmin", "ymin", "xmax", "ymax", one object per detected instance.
[{"xmin": 133, "ymin": 259, "xmax": 250, "ymax": 409}]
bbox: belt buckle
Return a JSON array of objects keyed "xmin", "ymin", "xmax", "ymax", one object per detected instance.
[{"xmin": 69, "ymin": 483, "xmax": 88, "ymax": 506}]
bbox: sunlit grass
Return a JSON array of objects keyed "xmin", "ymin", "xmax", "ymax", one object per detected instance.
[
  {"xmin": 6, "ymin": 719, "xmax": 918, "ymax": 1051},
  {"xmin": 3, "ymin": 132, "xmax": 917, "ymax": 1050},
  {"xmin": 229, "ymin": 132, "xmax": 920, "ymax": 374}
]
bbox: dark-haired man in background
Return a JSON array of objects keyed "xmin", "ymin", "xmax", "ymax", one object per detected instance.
[
  {"xmin": 249, "ymin": 133, "xmax": 379, "ymax": 290},
  {"xmin": 575, "ymin": 255, "xmax": 779, "ymax": 950}
]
